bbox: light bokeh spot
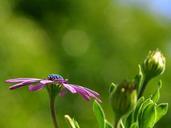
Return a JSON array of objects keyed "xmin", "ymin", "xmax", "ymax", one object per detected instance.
[{"xmin": 62, "ymin": 30, "xmax": 90, "ymax": 57}]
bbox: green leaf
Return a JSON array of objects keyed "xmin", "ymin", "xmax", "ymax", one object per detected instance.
[
  {"xmin": 155, "ymin": 103, "xmax": 168, "ymax": 123},
  {"xmin": 138, "ymin": 98, "xmax": 153, "ymax": 123},
  {"xmin": 65, "ymin": 115, "xmax": 76, "ymax": 128},
  {"xmin": 134, "ymin": 65, "xmax": 143, "ymax": 94},
  {"xmin": 138, "ymin": 98, "xmax": 153, "ymax": 119},
  {"xmin": 125, "ymin": 112, "xmax": 134, "ymax": 128},
  {"xmin": 65, "ymin": 115, "xmax": 80, "ymax": 128},
  {"xmin": 109, "ymin": 82, "xmax": 117, "ymax": 95},
  {"xmin": 105, "ymin": 120, "xmax": 113, "ymax": 128},
  {"xmin": 93, "ymin": 100, "xmax": 106, "ymax": 128},
  {"xmin": 133, "ymin": 97, "xmax": 145, "ymax": 121},
  {"xmin": 139, "ymin": 103, "xmax": 156, "ymax": 128},
  {"xmin": 125, "ymin": 97, "xmax": 144, "ymax": 128},
  {"xmin": 130, "ymin": 122, "xmax": 138, "ymax": 128},
  {"xmin": 151, "ymin": 80, "xmax": 162, "ymax": 103},
  {"xmin": 73, "ymin": 120, "xmax": 80, "ymax": 128},
  {"xmin": 120, "ymin": 120, "xmax": 125, "ymax": 128}
]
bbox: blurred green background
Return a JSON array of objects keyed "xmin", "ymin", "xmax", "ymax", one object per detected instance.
[{"xmin": 0, "ymin": 0, "xmax": 171, "ymax": 128}]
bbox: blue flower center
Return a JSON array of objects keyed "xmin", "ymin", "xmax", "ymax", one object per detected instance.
[{"xmin": 48, "ymin": 74, "xmax": 63, "ymax": 80}]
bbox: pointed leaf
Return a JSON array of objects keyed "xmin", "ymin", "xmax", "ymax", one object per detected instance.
[
  {"xmin": 125, "ymin": 113, "xmax": 133, "ymax": 128},
  {"xmin": 130, "ymin": 122, "xmax": 138, "ymax": 128},
  {"xmin": 73, "ymin": 119, "xmax": 80, "ymax": 128},
  {"xmin": 120, "ymin": 120, "xmax": 125, "ymax": 128},
  {"xmin": 93, "ymin": 100, "xmax": 105, "ymax": 128},
  {"xmin": 155, "ymin": 103, "xmax": 168, "ymax": 123},
  {"xmin": 138, "ymin": 98, "xmax": 153, "ymax": 121},
  {"xmin": 151, "ymin": 80, "xmax": 162, "ymax": 103},
  {"xmin": 65, "ymin": 115, "xmax": 76, "ymax": 128},
  {"xmin": 135, "ymin": 65, "xmax": 143, "ymax": 94},
  {"xmin": 105, "ymin": 120, "xmax": 113, "ymax": 128},
  {"xmin": 139, "ymin": 103, "xmax": 156, "ymax": 128},
  {"xmin": 134, "ymin": 97, "xmax": 145, "ymax": 121},
  {"xmin": 109, "ymin": 83, "xmax": 117, "ymax": 95}
]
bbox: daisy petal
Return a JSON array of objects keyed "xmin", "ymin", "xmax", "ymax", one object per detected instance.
[
  {"xmin": 75, "ymin": 88, "xmax": 91, "ymax": 100},
  {"xmin": 29, "ymin": 83, "xmax": 45, "ymax": 91},
  {"xmin": 6, "ymin": 78, "xmax": 41, "ymax": 83},
  {"xmin": 9, "ymin": 81, "xmax": 33, "ymax": 90},
  {"xmin": 62, "ymin": 84, "xmax": 77, "ymax": 93},
  {"xmin": 64, "ymin": 84, "xmax": 101, "ymax": 102},
  {"xmin": 82, "ymin": 87, "xmax": 100, "ymax": 96},
  {"xmin": 40, "ymin": 80, "xmax": 53, "ymax": 84}
]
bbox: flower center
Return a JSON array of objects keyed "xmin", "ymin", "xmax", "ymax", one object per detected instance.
[{"xmin": 48, "ymin": 74, "xmax": 63, "ymax": 80}]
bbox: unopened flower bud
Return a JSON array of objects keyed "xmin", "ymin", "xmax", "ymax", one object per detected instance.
[
  {"xmin": 142, "ymin": 50, "xmax": 165, "ymax": 79},
  {"xmin": 110, "ymin": 80, "xmax": 137, "ymax": 119}
]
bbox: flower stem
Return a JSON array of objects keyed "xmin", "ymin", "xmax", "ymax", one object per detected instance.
[
  {"xmin": 138, "ymin": 76, "xmax": 150, "ymax": 98},
  {"xmin": 50, "ymin": 96, "xmax": 59, "ymax": 128},
  {"xmin": 114, "ymin": 117, "xmax": 121, "ymax": 128}
]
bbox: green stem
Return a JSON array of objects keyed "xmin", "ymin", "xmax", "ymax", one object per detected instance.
[
  {"xmin": 138, "ymin": 76, "xmax": 150, "ymax": 98},
  {"xmin": 50, "ymin": 96, "xmax": 59, "ymax": 128},
  {"xmin": 114, "ymin": 118, "xmax": 121, "ymax": 128},
  {"xmin": 120, "ymin": 120, "xmax": 125, "ymax": 128}
]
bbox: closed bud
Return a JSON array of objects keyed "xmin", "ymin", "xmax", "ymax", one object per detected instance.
[
  {"xmin": 110, "ymin": 80, "xmax": 137, "ymax": 119},
  {"xmin": 142, "ymin": 50, "xmax": 165, "ymax": 79}
]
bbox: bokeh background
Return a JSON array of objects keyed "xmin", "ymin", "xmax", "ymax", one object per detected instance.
[{"xmin": 0, "ymin": 0, "xmax": 171, "ymax": 128}]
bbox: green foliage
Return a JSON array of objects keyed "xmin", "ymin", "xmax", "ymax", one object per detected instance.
[
  {"xmin": 150, "ymin": 80, "xmax": 162, "ymax": 103},
  {"xmin": 93, "ymin": 100, "xmax": 106, "ymax": 128},
  {"xmin": 155, "ymin": 103, "xmax": 168, "ymax": 123},
  {"xmin": 93, "ymin": 51, "xmax": 168, "ymax": 128},
  {"xmin": 133, "ymin": 97, "xmax": 145, "ymax": 122},
  {"xmin": 93, "ymin": 100, "xmax": 112, "ymax": 128},
  {"xmin": 139, "ymin": 101, "xmax": 156, "ymax": 128},
  {"xmin": 105, "ymin": 120, "xmax": 113, "ymax": 128},
  {"xmin": 110, "ymin": 80, "xmax": 137, "ymax": 121},
  {"xmin": 124, "ymin": 63, "xmax": 168, "ymax": 128},
  {"xmin": 65, "ymin": 115, "xmax": 80, "ymax": 128},
  {"xmin": 124, "ymin": 85, "xmax": 168, "ymax": 128},
  {"xmin": 134, "ymin": 65, "xmax": 143, "ymax": 94},
  {"xmin": 109, "ymin": 83, "xmax": 117, "ymax": 96},
  {"xmin": 130, "ymin": 123, "xmax": 138, "ymax": 128}
]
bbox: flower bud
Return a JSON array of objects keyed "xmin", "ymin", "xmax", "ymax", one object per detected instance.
[
  {"xmin": 110, "ymin": 80, "xmax": 137, "ymax": 119},
  {"xmin": 142, "ymin": 50, "xmax": 165, "ymax": 79}
]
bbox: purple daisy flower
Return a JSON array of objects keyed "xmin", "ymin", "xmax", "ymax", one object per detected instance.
[{"xmin": 5, "ymin": 74, "xmax": 101, "ymax": 102}]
